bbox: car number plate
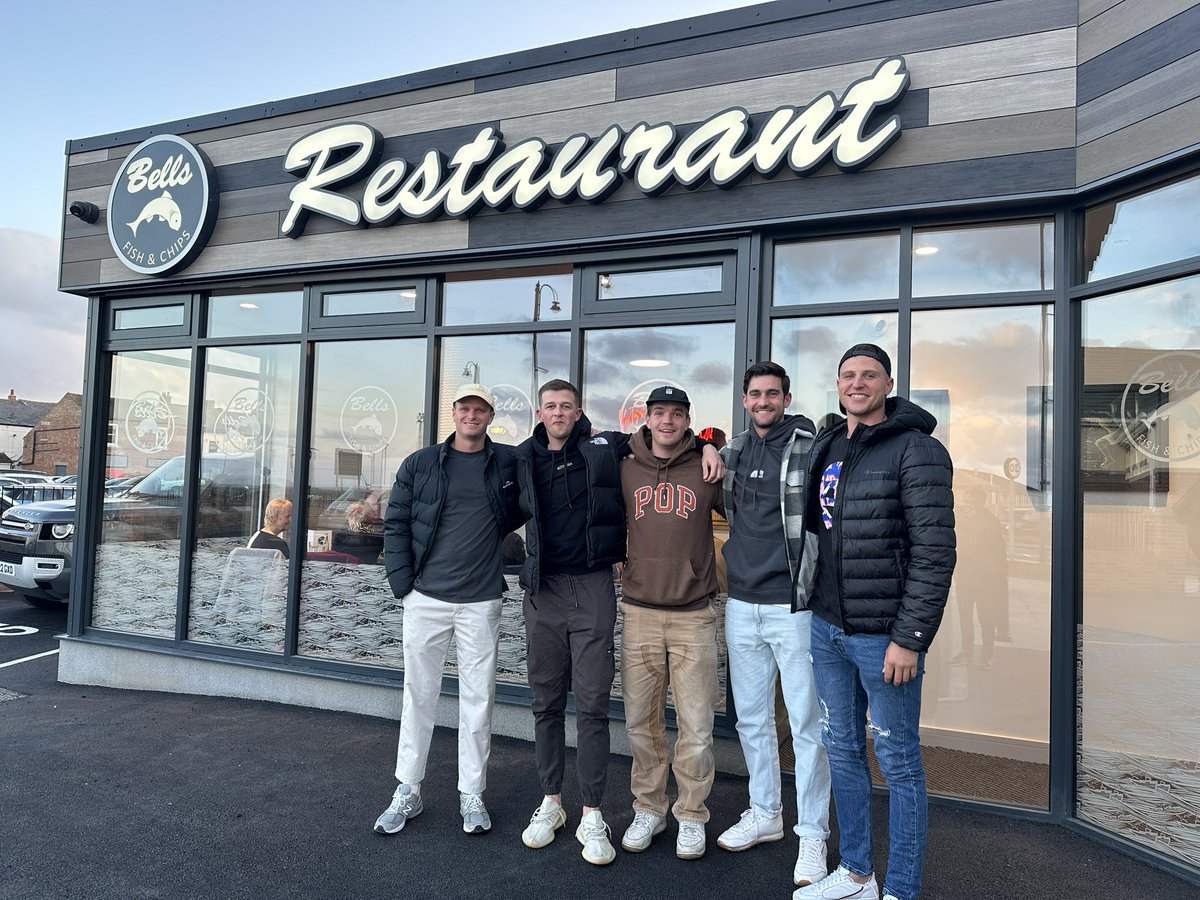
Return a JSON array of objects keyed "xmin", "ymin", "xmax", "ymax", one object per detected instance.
[{"xmin": 0, "ymin": 561, "xmax": 16, "ymax": 578}]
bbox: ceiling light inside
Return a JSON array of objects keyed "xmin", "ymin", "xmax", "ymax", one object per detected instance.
[
  {"xmin": 630, "ymin": 359, "xmax": 669, "ymax": 367},
  {"xmin": 913, "ymin": 245, "xmax": 939, "ymax": 256}
]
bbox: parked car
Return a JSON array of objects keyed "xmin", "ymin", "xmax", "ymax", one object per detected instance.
[
  {"xmin": 0, "ymin": 479, "xmax": 76, "ymax": 516},
  {"xmin": 0, "ymin": 471, "xmax": 54, "ymax": 484},
  {"xmin": 0, "ymin": 454, "xmax": 270, "ymax": 608}
]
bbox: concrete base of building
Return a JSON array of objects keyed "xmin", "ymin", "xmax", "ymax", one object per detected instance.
[{"xmin": 57, "ymin": 636, "xmax": 751, "ymax": 774}]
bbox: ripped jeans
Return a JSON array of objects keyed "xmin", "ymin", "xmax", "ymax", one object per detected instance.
[{"xmin": 809, "ymin": 616, "xmax": 927, "ymax": 900}]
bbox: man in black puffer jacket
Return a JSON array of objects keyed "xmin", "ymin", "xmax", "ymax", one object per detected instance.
[
  {"xmin": 374, "ymin": 384, "xmax": 521, "ymax": 840},
  {"xmin": 795, "ymin": 344, "xmax": 954, "ymax": 900}
]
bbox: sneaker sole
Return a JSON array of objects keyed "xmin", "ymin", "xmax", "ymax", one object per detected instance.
[
  {"xmin": 523, "ymin": 819, "xmax": 566, "ymax": 849},
  {"xmin": 717, "ymin": 830, "xmax": 785, "ymax": 851},
  {"xmin": 620, "ymin": 822, "xmax": 666, "ymax": 853},
  {"xmin": 676, "ymin": 846, "xmax": 706, "ymax": 860},
  {"xmin": 463, "ymin": 823, "xmax": 491, "ymax": 834}
]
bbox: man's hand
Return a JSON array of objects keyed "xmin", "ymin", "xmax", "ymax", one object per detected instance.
[
  {"xmin": 883, "ymin": 642, "xmax": 919, "ymax": 686},
  {"xmin": 700, "ymin": 444, "xmax": 725, "ymax": 483}
]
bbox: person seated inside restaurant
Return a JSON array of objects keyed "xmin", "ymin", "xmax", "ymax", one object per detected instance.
[{"xmin": 248, "ymin": 498, "xmax": 293, "ymax": 559}]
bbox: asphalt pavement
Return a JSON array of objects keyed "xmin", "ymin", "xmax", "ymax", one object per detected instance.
[{"xmin": 0, "ymin": 589, "xmax": 1194, "ymax": 899}]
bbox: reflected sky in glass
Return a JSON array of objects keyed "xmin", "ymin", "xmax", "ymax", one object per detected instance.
[
  {"xmin": 771, "ymin": 313, "xmax": 898, "ymax": 423},
  {"xmin": 207, "ymin": 291, "xmax": 303, "ymax": 338},
  {"xmin": 583, "ymin": 323, "xmax": 734, "ymax": 439},
  {"xmin": 1083, "ymin": 273, "xmax": 1200, "ymax": 351},
  {"xmin": 323, "ymin": 289, "xmax": 416, "ymax": 317},
  {"xmin": 598, "ymin": 265, "xmax": 722, "ymax": 299},
  {"xmin": 913, "ymin": 223, "xmax": 1052, "ymax": 297},
  {"xmin": 1085, "ymin": 174, "xmax": 1200, "ymax": 283},
  {"xmin": 774, "ymin": 234, "xmax": 899, "ymax": 305},
  {"xmin": 443, "ymin": 270, "xmax": 572, "ymax": 325}
]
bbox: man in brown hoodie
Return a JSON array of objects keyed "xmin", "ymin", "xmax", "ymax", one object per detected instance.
[{"xmin": 617, "ymin": 385, "xmax": 725, "ymax": 861}]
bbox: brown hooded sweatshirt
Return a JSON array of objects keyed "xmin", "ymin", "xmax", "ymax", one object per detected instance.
[{"xmin": 620, "ymin": 426, "xmax": 725, "ymax": 611}]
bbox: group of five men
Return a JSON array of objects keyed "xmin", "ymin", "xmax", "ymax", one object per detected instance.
[{"xmin": 375, "ymin": 343, "xmax": 956, "ymax": 900}]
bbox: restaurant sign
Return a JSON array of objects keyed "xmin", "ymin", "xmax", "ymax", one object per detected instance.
[{"xmin": 281, "ymin": 57, "xmax": 910, "ymax": 237}]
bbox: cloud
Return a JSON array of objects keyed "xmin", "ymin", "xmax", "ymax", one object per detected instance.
[{"xmin": 0, "ymin": 228, "xmax": 86, "ymax": 402}]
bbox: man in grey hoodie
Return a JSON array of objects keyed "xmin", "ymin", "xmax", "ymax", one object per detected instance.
[{"xmin": 717, "ymin": 361, "xmax": 831, "ymax": 889}]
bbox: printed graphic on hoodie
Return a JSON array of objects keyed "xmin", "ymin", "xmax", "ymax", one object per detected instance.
[
  {"xmin": 631, "ymin": 482, "xmax": 698, "ymax": 520},
  {"xmin": 819, "ymin": 459, "xmax": 843, "ymax": 530}
]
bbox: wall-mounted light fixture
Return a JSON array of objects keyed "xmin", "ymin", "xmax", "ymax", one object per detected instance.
[{"xmin": 68, "ymin": 200, "xmax": 100, "ymax": 224}]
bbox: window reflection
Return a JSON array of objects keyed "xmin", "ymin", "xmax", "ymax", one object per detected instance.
[
  {"xmin": 323, "ymin": 288, "xmax": 416, "ymax": 317},
  {"xmin": 1084, "ymin": 172, "xmax": 1200, "ymax": 283},
  {"xmin": 298, "ymin": 338, "xmax": 427, "ymax": 666},
  {"xmin": 207, "ymin": 290, "xmax": 303, "ymax": 338},
  {"xmin": 443, "ymin": 267, "xmax": 572, "ymax": 325},
  {"xmin": 913, "ymin": 222, "xmax": 1053, "ymax": 297},
  {"xmin": 438, "ymin": 333, "xmax": 570, "ymax": 443},
  {"xmin": 1079, "ymin": 275, "xmax": 1200, "ymax": 867},
  {"xmin": 774, "ymin": 233, "xmax": 900, "ymax": 305},
  {"xmin": 911, "ymin": 305, "xmax": 1053, "ymax": 809},
  {"xmin": 597, "ymin": 265, "xmax": 722, "ymax": 300},
  {"xmin": 92, "ymin": 349, "xmax": 192, "ymax": 636},
  {"xmin": 771, "ymin": 314, "xmax": 899, "ymax": 424},
  {"xmin": 114, "ymin": 305, "xmax": 185, "ymax": 330},
  {"xmin": 187, "ymin": 344, "xmax": 300, "ymax": 652}
]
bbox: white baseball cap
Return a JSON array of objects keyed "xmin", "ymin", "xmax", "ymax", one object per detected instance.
[{"xmin": 452, "ymin": 383, "xmax": 495, "ymax": 410}]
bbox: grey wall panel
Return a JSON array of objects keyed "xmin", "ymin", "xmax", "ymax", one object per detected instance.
[
  {"xmin": 466, "ymin": 150, "xmax": 1076, "ymax": 250},
  {"xmin": 60, "ymin": 260, "xmax": 100, "ymax": 289},
  {"xmin": 201, "ymin": 71, "xmax": 616, "ymax": 168},
  {"xmin": 1076, "ymin": 3, "xmax": 1200, "ymax": 104},
  {"xmin": 1077, "ymin": 92, "xmax": 1200, "ymax": 186},
  {"xmin": 503, "ymin": 29, "xmax": 1075, "ymax": 145},
  {"xmin": 220, "ymin": 184, "xmax": 292, "ymax": 219},
  {"xmin": 66, "ymin": 158, "xmax": 122, "ymax": 192},
  {"xmin": 615, "ymin": 0, "xmax": 1077, "ymax": 100},
  {"xmin": 1077, "ymin": 48, "xmax": 1200, "ymax": 144},
  {"xmin": 61, "ymin": 234, "xmax": 113, "ymax": 265},
  {"xmin": 476, "ymin": 0, "xmax": 999, "ymax": 93},
  {"xmin": 866, "ymin": 109, "xmax": 1076, "ymax": 170},
  {"xmin": 207, "ymin": 213, "xmax": 280, "ymax": 248},
  {"xmin": 927, "ymin": 68, "xmax": 1076, "ymax": 125},
  {"xmin": 68, "ymin": 149, "xmax": 109, "ymax": 167},
  {"xmin": 1079, "ymin": 0, "xmax": 1124, "ymax": 22},
  {"xmin": 1078, "ymin": 0, "xmax": 1197, "ymax": 63}
]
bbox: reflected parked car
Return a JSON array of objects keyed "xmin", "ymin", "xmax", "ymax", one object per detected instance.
[{"xmin": 313, "ymin": 486, "xmax": 389, "ymax": 564}]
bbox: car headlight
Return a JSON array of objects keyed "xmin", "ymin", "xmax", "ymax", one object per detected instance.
[{"xmin": 51, "ymin": 523, "xmax": 75, "ymax": 539}]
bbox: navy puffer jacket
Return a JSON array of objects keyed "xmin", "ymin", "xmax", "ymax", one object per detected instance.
[
  {"xmin": 383, "ymin": 434, "xmax": 521, "ymax": 599},
  {"xmin": 806, "ymin": 396, "xmax": 956, "ymax": 652}
]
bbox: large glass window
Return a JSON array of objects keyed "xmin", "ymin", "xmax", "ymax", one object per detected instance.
[
  {"xmin": 437, "ymin": 333, "xmax": 570, "ymax": 443},
  {"xmin": 1079, "ymin": 273, "xmax": 1200, "ymax": 867},
  {"xmin": 206, "ymin": 290, "xmax": 303, "ymax": 338},
  {"xmin": 298, "ymin": 338, "xmax": 427, "ymax": 666},
  {"xmin": 771, "ymin": 314, "xmax": 899, "ymax": 424},
  {"xmin": 1084, "ymin": 172, "xmax": 1200, "ymax": 283},
  {"xmin": 911, "ymin": 305, "xmax": 1053, "ymax": 808},
  {"xmin": 186, "ymin": 344, "xmax": 300, "ymax": 652},
  {"xmin": 443, "ymin": 267, "xmax": 572, "ymax": 325},
  {"xmin": 91, "ymin": 349, "xmax": 192, "ymax": 636},
  {"xmin": 773, "ymin": 233, "xmax": 900, "ymax": 305},
  {"xmin": 913, "ymin": 222, "xmax": 1053, "ymax": 297}
]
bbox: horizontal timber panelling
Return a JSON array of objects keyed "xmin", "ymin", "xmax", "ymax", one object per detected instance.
[
  {"xmin": 1079, "ymin": 0, "xmax": 1124, "ymax": 23},
  {"xmin": 1077, "ymin": 0, "xmax": 1197, "ymax": 63},
  {"xmin": 476, "ymin": 0, "xmax": 1002, "ymax": 94},
  {"xmin": 1077, "ymin": 48, "xmax": 1200, "ymax": 144},
  {"xmin": 67, "ymin": 148, "xmax": 109, "ymax": 167},
  {"xmin": 1077, "ymin": 91, "xmax": 1200, "ymax": 186},
  {"xmin": 465, "ymin": 150, "xmax": 1076, "ymax": 249},
  {"xmin": 502, "ymin": 29, "xmax": 1075, "ymax": 145},
  {"xmin": 615, "ymin": 0, "xmax": 1076, "ymax": 100},
  {"xmin": 1076, "ymin": 2, "xmax": 1200, "ymax": 104},
  {"xmin": 927, "ymin": 69, "xmax": 1076, "ymax": 124}
]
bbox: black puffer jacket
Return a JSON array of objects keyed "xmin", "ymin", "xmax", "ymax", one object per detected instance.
[
  {"xmin": 383, "ymin": 434, "xmax": 521, "ymax": 599},
  {"xmin": 514, "ymin": 415, "xmax": 626, "ymax": 594},
  {"xmin": 806, "ymin": 396, "xmax": 956, "ymax": 652}
]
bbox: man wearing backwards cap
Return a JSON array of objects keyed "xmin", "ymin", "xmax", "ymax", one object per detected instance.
[
  {"xmin": 376, "ymin": 383, "xmax": 522, "ymax": 839},
  {"xmin": 618, "ymin": 385, "xmax": 725, "ymax": 861},
  {"xmin": 795, "ymin": 345, "xmax": 955, "ymax": 900}
]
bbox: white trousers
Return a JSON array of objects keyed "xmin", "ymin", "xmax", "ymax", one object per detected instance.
[{"xmin": 393, "ymin": 589, "xmax": 502, "ymax": 795}]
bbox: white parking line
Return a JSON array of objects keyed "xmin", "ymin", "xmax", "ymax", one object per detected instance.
[{"xmin": 0, "ymin": 649, "xmax": 59, "ymax": 669}]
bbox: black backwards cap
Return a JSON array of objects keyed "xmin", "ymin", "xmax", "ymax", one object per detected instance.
[{"xmin": 838, "ymin": 343, "xmax": 892, "ymax": 376}]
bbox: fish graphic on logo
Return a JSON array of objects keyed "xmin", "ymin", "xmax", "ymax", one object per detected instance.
[{"xmin": 127, "ymin": 191, "xmax": 183, "ymax": 237}]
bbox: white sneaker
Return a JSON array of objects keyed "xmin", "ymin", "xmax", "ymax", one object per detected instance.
[
  {"xmin": 794, "ymin": 837, "xmax": 829, "ymax": 886},
  {"xmin": 793, "ymin": 865, "xmax": 879, "ymax": 900},
  {"xmin": 521, "ymin": 796, "xmax": 566, "ymax": 848},
  {"xmin": 621, "ymin": 810, "xmax": 665, "ymax": 852},
  {"xmin": 676, "ymin": 819, "xmax": 706, "ymax": 860},
  {"xmin": 717, "ymin": 807, "xmax": 785, "ymax": 851},
  {"xmin": 575, "ymin": 810, "xmax": 616, "ymax": 865}
]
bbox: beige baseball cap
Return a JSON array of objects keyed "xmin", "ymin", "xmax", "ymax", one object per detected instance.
[{"xmin": 452, "ymin": 383, "xmax": 495, "ymax": 410}]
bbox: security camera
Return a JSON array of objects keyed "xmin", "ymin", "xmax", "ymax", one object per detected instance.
[{"xmin": 68, "ymin": 200, "xmax": 100, "ymax": 224}]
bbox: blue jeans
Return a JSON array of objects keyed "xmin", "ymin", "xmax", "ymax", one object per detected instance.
[
  {"xmin": 809, "ymin": 616, "xmax": 927, "ymax": 900},
  {"xmin": 725, "ymin": 599, "xmax": 830, "ymax": 837}
]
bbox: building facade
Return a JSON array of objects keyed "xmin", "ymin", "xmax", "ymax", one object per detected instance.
[
  {"xmin": 0, "ymin": 390, "xmax": 55, "ymax": 469},
  {"xmin": 54, "ymin": 0, "xmax": 1200, "ymax": 882}
]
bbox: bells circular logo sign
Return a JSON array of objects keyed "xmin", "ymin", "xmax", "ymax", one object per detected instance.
[
  {"xmin": 1120, "ymin": 351, "xmax": 1200, "ymax": 463},
  {"xmin": 487, "ymin": 384, "xmax": 534, "ymax": 442},
  {"xmin": 124, "ymin": 391, "xmax": 176, "ymax": 453},
  {"xmin": 107, "ymin": 135, "xmax": 219, "ymax": 276},
  {"xmin": 217, "ymin": 388, "xmax": 274, "ymax": 455},
  {"xmin": 340, "ymin": 385, "xmax": 398, "ymax": 454}
]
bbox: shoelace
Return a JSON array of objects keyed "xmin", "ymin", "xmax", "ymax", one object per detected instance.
[
  {"xmin": 679, "ymin": 822, "xmax": 704, "ymax": 842},
  {"xmin": 580, "ymin": 818, "xmax": 610, "ymax": 840},
  {"xmin": 530, "ymin": 803, "xmax": 559, "ymax": 825},
  {"xmin": 462, "ymin": 794, "xmax": 485, "ymax": 814},
  {"xmin": 631, "ymin": 812, "xmax": 656, "ymax": 832},
  {"xmin": 798, "ymin": 839, "xmax": 824, "ymax": 864}
]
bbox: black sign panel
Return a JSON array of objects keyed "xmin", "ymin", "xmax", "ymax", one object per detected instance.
[{"xmin": 106, "ymin": 135, "xmax": 219, "ymax": 276}]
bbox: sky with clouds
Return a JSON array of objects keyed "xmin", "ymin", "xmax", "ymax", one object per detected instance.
[{"xmin": 0, "ymin": 0, "xmax": 763, "ymax": 403}]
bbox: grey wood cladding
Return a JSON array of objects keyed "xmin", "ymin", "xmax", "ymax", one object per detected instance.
[{"xmin": 60, "ymin": 0, "xmax": 1200, "ymax": 293}]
